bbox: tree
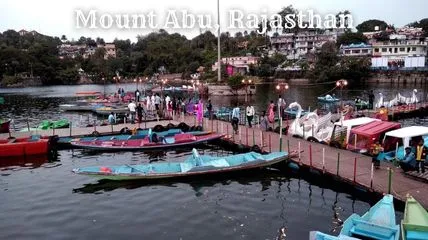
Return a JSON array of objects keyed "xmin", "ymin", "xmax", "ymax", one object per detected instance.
[
  {"xmin": 227, "ymin": 74, "xmax": 244, "ymax": 91},
  {"xmin": 356, "ymin": 19, "xmax": 389, "ymax": 32},
  {"xmin": 61, "ymin": 35, "xmax": 67, "ymax": 42},
  {"xmin": 277, "ymin": 5, "xmax": 298, "ymax": 33},
  {"xmin": 336, "ymin": 32, "xmax": 368, "ymax": 46},
  {"xmin": 336, "ymin": 10, "xmax": 352, "ymax": 29}
]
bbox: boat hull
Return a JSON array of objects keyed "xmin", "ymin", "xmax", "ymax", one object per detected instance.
[
  {"xmin": 0, "ymin": 137, "xmax": 50, "ymax": 157},
  {"xmin": 73, "ymin": 152, "xmax": 290, "ymax": 180},
  {"xmin": 401, "ymin": 196, "xmax": 428, "ymax": 240},
  {"xmin": 70, "ymin": 133, "xmax": 224, "ymax": 151}
]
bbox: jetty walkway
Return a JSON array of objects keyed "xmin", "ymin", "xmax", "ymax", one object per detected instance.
[{"xmin": 177, "ymin": 114, "xmax": 428, "ymax": 208}]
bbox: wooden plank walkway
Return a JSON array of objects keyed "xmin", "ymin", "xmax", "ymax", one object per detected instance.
[{"xmin": 176, "ymin": 114, "xmax": 428, "ymax": 208}]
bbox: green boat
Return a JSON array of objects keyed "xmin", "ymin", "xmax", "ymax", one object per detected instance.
[
  {"xmin": 0, "ymin": 96, "xmax": 4, "ymax": 104},
  {"xmin": 401, "ymin": 195, "xmax": 428, "ymax": 240},
  {"xmin": 20, "ymin": 119, "xmax": 70, "ymax": 132}
]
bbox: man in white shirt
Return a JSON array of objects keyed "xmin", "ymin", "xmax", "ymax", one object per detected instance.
[
  {"xmin": 128, "ymin": 100, "xmax": 137, "ymax": 124},
  {"xmin": 231, "ymin": 104, "xmax": 240, "ymax": 134},
  {"xmin": 246, "ymin": 104, "xmax": 255, "ymax": 128},
  {"xmin": 277, "ymin": 95, "xmax": 286, "ymax": 118},
  {"xmin": 151, "ymin": 94, "xmax": 155, "ymax": 112},
  {"xmin": 165, "ymin": 94, "xmax": 171, "ymax": 113}
]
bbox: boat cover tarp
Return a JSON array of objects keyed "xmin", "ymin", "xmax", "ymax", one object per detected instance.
[{"xmin": 351, "ymin": 121, "xmax": 401, "ymax": 137}]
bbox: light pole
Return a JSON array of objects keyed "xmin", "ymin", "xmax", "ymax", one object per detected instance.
[
  {"xmin": 336, "ymin": 79, "xmax": 348, "ymax": 111},
  {"xmin": 275, "ymin": 82, "xmax": 289, "ymax": 152},
  {"xmin": 160, "ymin": 78, "xmax": 168, "ymax": 114},
  {"xmin": 241, "ymin": 79, "xmax": 252, "ymax": 102},
  {"xmin": 102, "ymin": 77, "xmax": 106, "ymax": 98}
]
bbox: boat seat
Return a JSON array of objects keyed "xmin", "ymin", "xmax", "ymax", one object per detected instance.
[
  {"xmin": 406, "ymin": 230, "xmax": 428, "ymax": 240},
  {"xmin": 351, "ymin": 219, "xmax": 397, "ymax": 239},
  {"xmin": 180, "ymin": 162, "xmax": 194, "ymax": 172},
  {"xmin": 202, "ymin": 159, "xmax": 230, "ymax": 168}
]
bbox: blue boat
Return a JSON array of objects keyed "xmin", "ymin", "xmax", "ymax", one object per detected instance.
[
  {"xmin": 318, "ymin": 95, "xmax": 340, "ymax": 103},
  {"xmin": 72, "ymin": 149, "xmax": 289, "ymax": 180},
  {"xmin": 309, "ymin": 231, "xmax": 359, "ymax": 240},
  {"xmin": 310, "ymin": 195, "xmax": 400, "ymax": 240}
]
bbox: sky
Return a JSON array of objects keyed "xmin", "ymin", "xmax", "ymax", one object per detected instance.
[{"xmin": 1, "ymin": 0, "xmax": 427, "ymax": 42}]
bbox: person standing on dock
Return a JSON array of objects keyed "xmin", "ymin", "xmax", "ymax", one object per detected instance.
[
  {"xmin": 136, "ymin": 103, "xmax": 145, "ymax": 123},
  {"xmin": 267, "ymin": 101, "xmax": 275, "ymax": 123},
  {"xmin": 151, "ymin": 93, "xmax": 156, "ymax": 113},
  {"xmin": 371, "ymin": 141, "xmax": 383, "ymax": 169},
  {"xmin": 246, "ymin": 104, "xmax": 255, "ymax": 128},
  {"xmin": 231, "ymin": 104, "xmax": 240, "ymax": 134},
  {"xmin": 128, "ymin": 100, "xmax": 137, "ymax": 124},
  {"xmin": 135, "ymin": 89, "xmax": 140, "ymax": 102},
  {"xmin": 108, "ymin": 112, "xmax": 115, "ymax": 125},
  {"xmin": 278, "ymin": 95, "xmax": 286, "ymax": 118},
  {"xmin": 260, "ymin": 111, "xmax": 268, "ymax": 131},
  {"xmin": 416, "ymin": 140, "xmax": 426, "ymax": 173},
  {"xmin": 207, "ymin": 99, "xmax": 213, "ymax": 120},
  {"xmin": 146, "ymin": 95, "xmax": 151, "ymax": 113},
  {"xmin": 368, "ymin": 90, "xmax": 375, "ymax": 110},
  {"xmin": 154, "ymin": 93, "xmax": 161, "ymax": 115}
]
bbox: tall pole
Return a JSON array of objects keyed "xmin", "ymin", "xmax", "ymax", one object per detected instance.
[{"xmin": 217, "ymin": 0, "xmax": 221, "ymax": 82}]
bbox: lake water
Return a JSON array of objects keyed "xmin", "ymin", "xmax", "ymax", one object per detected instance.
[{"xmin": 0, "ymin": 83, "xmax": 413, "ymax": 239}]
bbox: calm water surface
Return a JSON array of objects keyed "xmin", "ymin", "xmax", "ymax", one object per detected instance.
[{"xmin": 0, "ymin": 83, "xmax": 414, "ymax": 239}]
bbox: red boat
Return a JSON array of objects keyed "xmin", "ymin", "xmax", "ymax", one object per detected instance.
[
  {"xmin": 0, "ymin": 119, "xmax": 11, "ymax": 133},
  {"xmin": 71, "ymin": 132, "xmax": 225, "ymax": 151},
  {"xmin": 0, "ymin": 136, "xmax": 50, "ymax": 157}
]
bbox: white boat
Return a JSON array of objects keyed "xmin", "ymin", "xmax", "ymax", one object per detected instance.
[{"xmin": 287, "ymin": 102, "xmax": 333, "ymax": 142}]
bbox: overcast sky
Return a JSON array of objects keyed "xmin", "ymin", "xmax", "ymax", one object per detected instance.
[{"xmin": 1, "ymin": 0, "xmax": 427, "ymax": 42}]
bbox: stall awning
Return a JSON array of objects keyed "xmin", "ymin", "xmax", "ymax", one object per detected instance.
[{"xmin": 351, "ymin": 121, "xmax": 401, "ymax": 138}]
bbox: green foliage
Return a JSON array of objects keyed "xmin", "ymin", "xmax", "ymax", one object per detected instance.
[
  {"xmin": 337, "ymin": 32, "xmax": 368, "ymax": 46},
  {"xmin": 228, "ymin": 74, "xmax": 244, "ymax": 90},
  {"xmin": 356, "ymin": 19, "xmax": 389, "ymax": 32},
  {"xmin": 307, "ymin": 41, "xmax": 371, "ymax": 83}
]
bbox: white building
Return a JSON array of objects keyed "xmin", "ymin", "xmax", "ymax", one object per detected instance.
[
  {"xmin": 340, "ymin": 43, "xmax": 372, "ymax": 57},
  {"xmin": 270, "ymin": 30, "xmax": 339, "ymax": 59},
  {"xmin": 371, "ymin": 38, "xmax": 427, "ymax": 68}
]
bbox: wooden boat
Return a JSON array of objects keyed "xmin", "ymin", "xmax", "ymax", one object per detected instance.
[
  {"xmin": 59, "ymin": 103, "xmax": 103, "ymax": 112},
  {"xmin": 72, "ymin": 150, "xmax": 289, "ymax": 180},
  {"xmin": 401, "ymin": 195, "xmax": 428, "ymax": 240},
  {"xmin": 318, "ymin": 95, "xmax": 340, "ymax": 103},
  {"xmin": 70, "ymin": 132, "xmax": 224, "ymax": 151},
  {"xmin": 0, "ymin": 136, "xmax": 50, "ymax": 157},
  {"xmin": 75, "ymin": 91, "xmax": 102, "ymax": 96},
  {"xmin": 93, "ymin": 106, "xmax": 129, "ymax": 115},
  {"xmin": 57, "ymin": 129, "xmax": 208, "ymax": 147},
  {"xmin": 310, "ymin": 194, "xmax": 399, "ymax": 240},
  {"xmin": 0, "ymin": 119, "xmax": 11, "ymax": 133}
]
